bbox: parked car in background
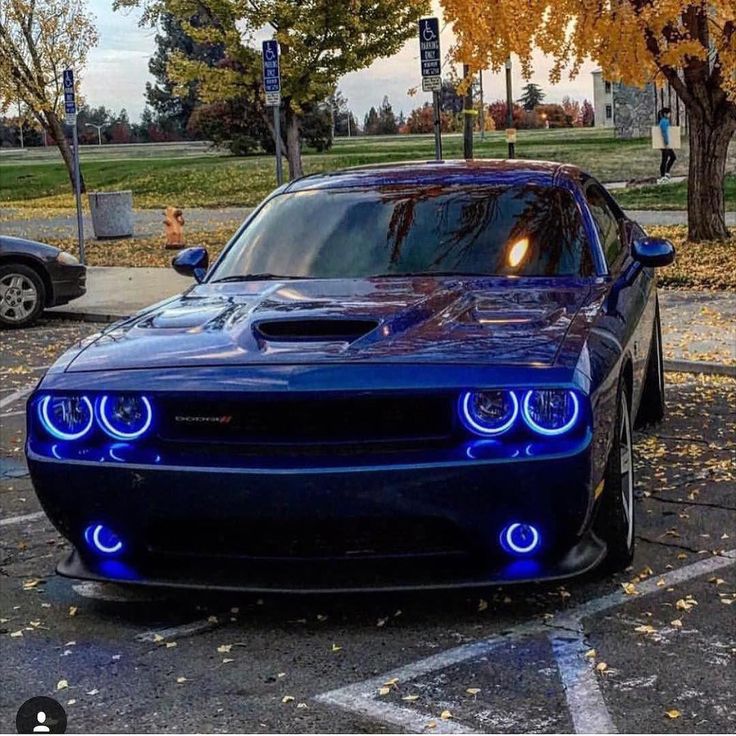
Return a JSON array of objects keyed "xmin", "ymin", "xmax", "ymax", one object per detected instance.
[
  {"xmin": 0, "ymin": 236, "xmax": 86, "ymax": 328},
  {"xmin": 26, "ymin": 160, "xmax": 675, "ymax": 592}
]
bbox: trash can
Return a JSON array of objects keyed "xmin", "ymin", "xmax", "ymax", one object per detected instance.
[{"xmin": 88, "ymin": 191, "xmax": 134, "ymax": 239}]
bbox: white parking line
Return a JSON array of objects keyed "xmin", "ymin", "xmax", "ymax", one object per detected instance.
[
  {"xmin": 0, "ymin": 384, "xmax": 35, "ymax": 409},
  {"xmin": 550, "ymin": 625, "xmax": 617, "ymax": 734},
  {"xmin": 0, "ymin": 510, "xmax": 46, "ymax": 527},
  {"xmin": 315, "ymin": 550, "xmax": 736, "ymax": 733},
  {"xmin": 136, "ymin": 617, "xmax": 223, "ymax": 643}
]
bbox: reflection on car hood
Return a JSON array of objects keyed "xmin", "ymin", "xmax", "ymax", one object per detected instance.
[{"xmin": 65, "ymin": 276, "xmax": 592, "ymax": 372}]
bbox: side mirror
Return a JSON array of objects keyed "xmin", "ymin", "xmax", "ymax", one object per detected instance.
[
  {"xmin": 172, "ymin": 247, "xmax": 209, "ymax": 283},
  {"xmin": 632, "ymin": 237, "xmax": 676, "ymax": 268}
]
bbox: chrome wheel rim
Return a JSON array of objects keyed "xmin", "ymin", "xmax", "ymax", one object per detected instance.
[
  {"xmin": 0, "ymin": 273, "xmax": 38, "ymax": 323},
  {"xmin": 619, "ymin": 394, "xmax": 634, "ymax": 549}
]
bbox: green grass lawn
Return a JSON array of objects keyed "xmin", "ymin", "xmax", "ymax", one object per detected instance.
[
  {"xmin": 1, "ymin": 129, "xmax": 734, "ymax": 210},
  {"xmin": 614, "ymin": 175, "xmax": 736, "ymax": 210}
]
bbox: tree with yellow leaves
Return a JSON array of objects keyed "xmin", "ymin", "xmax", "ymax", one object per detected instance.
[
  {"xmin": 441, "ymin": 0, "xmax": 736, "ymax": 241},
  {"xmin": 0, "ymin": 0, "xmax": 98, "ymax": 191}
]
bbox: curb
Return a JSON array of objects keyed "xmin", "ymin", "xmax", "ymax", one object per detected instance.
[
  {"xmin": 663, "ymin": 359, "xmax": 736, "ymax": 377},
  {"xmin": 43, "ymin": 310, "xmax": 736, "ymax": 378},
  {"xmin": 46, "ymin": 310, "xmax": 126, "ymax": 324}
]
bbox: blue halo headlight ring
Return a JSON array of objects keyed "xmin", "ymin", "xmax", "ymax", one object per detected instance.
[
  {"xmin": 38, "ymin": 395, "xmax": 94, "ymax": 441},
  {"xmin": 459, "ymin": 390, "xmax": 519, "ymax": 436},
  {"xmin": 501, "ymin": 523, "xmax": 541, "ymax": 556},
  {"xmin": 84, "ymin": 524, "xmax": 124, "ymax": 556},
  {"xmin": 522, "ymin": 390, "xmax": 579, "ymax": 436},
  {"xmin": 97, "ymin": 395, "xmax": 153, "ymax": 440}
]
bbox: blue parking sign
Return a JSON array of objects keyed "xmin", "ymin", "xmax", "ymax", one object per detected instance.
[{"xmin": 262, "ymin": 40, "xmax": 281, "ymax": 105}]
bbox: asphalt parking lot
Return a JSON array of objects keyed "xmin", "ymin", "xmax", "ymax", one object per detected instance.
[{"xmin": 1, "ymin": 318, "xmax": 734, "ymax": 734}]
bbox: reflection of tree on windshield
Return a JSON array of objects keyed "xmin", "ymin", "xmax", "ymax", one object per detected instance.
[{"xmin": 380, "ymin": 185, "xmax": 587, "ymax": 276}]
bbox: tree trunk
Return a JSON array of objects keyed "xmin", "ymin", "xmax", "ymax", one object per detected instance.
[
  {"xmin": 46, "ymin": 111, "xmax": 87, "ymax": 194},
  {"xmin": 284, "ymin": 107, "xmax": 303, "ymax": 179},
  {"xmin": 686, "ymin": 111, "xmax": 735, "ymax": 241}
]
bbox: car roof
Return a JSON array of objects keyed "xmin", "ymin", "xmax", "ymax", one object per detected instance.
[{"xmin": 284, "ymin": 159, "xmax": 585, "ymax": 193}]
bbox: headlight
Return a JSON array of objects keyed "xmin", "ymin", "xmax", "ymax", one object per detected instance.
[
  {"xmin": 459, "ymin": 390, "xmax": 519, "ymax": 436},
  {"xmin": 56, "ymin": 251, "xmax": 80, "ymax": 266},
  {"xmin": 38, "ymin": 395, "xmax": 94, "ymax": 440},
  {"xmin": 522, "ymin": 390, "xmax": 579, "ymax": 435},
  {"xmin": 97, "ymin": 395, "xmax": 153, "ymax": 440}
]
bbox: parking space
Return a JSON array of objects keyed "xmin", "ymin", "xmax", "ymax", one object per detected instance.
[{"xmin": 1, "ymin": 321, "xmax": 734, "ymax": 733}]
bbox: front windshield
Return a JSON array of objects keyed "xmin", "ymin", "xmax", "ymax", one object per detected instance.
[{"xmin": 211, "ymin": 183, "xmax": 593, "ymax": 280}]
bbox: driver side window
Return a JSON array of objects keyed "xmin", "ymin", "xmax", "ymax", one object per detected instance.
[{"xmin": 586, "ymin": 185, "xmax": 623, "ymax": 269}]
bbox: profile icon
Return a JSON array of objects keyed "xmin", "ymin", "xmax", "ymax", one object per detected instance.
[
  {"xmin": 15, "ymin": 697, "xmax": 67, "ymax": 734},
  {"xmin": 33, "ymin": 711, "xmax": 50, "ymax": 733}
]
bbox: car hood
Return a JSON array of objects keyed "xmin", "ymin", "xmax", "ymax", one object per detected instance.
[{"xmin": 65, "ymin": 276, "xmax": 592, "ymax": 372}]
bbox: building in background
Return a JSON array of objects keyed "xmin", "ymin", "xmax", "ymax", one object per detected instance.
[
  {"xmin": 592, "ymin": 71, "xmax": 685, "ymax": 139},
  {"xmin": 592, "ymin": 71, "xmax": 615, "ymax": 129}
]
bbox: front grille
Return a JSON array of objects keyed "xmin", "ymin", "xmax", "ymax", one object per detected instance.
[
  {"xmin": 157, "ymin": 393, "xmax": 456, "ymax": 448},
  {"xmin": 146, "ymin": 517, "xmax": 468, "ymax": 560}
]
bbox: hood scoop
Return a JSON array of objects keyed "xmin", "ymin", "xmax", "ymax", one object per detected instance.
[{"xmin": 253, "ymin": 318, "xmax": 379, "ymax": 343}]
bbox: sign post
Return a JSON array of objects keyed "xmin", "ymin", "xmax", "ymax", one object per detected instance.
[
  {"xmin": 262, "ymin": 40, "xmax": 283, "ymax": 186},
  {"xmin": 63, "ymin": 69, "xmax": 85, "ymax": 264},
  {"xmin": 418, "ymin": 17, "xmax": 442, "ymax": 161}
]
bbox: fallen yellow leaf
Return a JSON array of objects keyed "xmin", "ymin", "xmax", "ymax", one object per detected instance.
[
  {"xmin": 440, "ymin": 710, "xmax": 452, "ymax": 720},
  {"xmin": 665, "ymin": 709, "xmax": 681, "ymax": 719}
]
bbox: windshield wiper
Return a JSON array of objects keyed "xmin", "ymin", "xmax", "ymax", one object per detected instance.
[
  {"xmin": 372, "ymin": 271, "xmax": 488, "ymax": 278},
  {"xmin": 211, "ymin": 273, "xmax": 309, "ymax": 283}
]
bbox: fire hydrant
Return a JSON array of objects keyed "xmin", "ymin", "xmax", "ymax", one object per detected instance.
[{"xmin": 164, "ymin": 206, "xmax": 185, "ymax": 249}]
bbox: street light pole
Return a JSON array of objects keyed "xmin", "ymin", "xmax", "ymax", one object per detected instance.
[
  {"xmin": 85, "ymin": 123, "xmax": 104, "ymax": 145},
  {"xmin": 505, "ymin": 56, "xmax": 515, "ymax": 158},
  {"xmin": 463, "ymin": 63, "xmax": 474, "ymax": 159},
  {"xmin": 479, "ymin": 69, "xmax": 485, "ymax": 142},
  {"xmin": 17, "ymin": 97, "xmax": 24, "ymax": 149}
]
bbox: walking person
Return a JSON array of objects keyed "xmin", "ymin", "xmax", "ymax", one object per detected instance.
[{"xmin": 657, "ymin": 107, "xmax": 676, "ymax": 184}]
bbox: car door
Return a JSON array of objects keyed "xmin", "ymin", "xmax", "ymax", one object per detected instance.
[{"xmin": 583, "ymin": 180, "xmax": 653, "ymax": 407}]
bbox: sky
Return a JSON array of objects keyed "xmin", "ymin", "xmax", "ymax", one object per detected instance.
[{"xmin": 82, "ymin": 0, "xmax": 598, "ymax": 124}]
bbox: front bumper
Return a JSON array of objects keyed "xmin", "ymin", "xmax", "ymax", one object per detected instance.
[
  {"xmin": 28, "ymin": 436, "xmax": 603, "ymax": 592},
  {"xmin": 49, "ymin": 264, "xmax": 86, "ymax": 306}
]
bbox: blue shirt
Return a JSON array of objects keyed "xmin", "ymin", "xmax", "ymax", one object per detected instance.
[{"xmin": 659, "ymin": 117, "xmax": 670, "ymax": 146}]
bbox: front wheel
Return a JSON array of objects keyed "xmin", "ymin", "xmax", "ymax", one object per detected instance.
[
  {"xmin": 635, "ymin": 300, "xmax": 665, "ymax": 427},
  {"xmin": 594, "ymin": 385, "xmax": 635, "ymax": 573},
  {"xmin": 0, "ymin": 264, "xmax": 45, "ymax": 328}
]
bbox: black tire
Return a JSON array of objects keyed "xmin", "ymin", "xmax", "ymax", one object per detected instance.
[
  {"xmin": 635, "ymin": 300, "xmax": 665, "ymax": 427},
  {"xmin": 0, "ymin": 264, "xmax": 45, "ymax": 328},
  {"xmin": 594, "ymin": 384, "xmax": 635, "ymax": 573}
]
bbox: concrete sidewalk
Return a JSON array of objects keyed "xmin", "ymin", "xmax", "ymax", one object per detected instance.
[
  {"xmin": 48, "ymin": 267, "xmax": 736, "ymax": 372},
  {"xmin": 3, "ymin": 205, "xmax": 734, "ymax": 242}
]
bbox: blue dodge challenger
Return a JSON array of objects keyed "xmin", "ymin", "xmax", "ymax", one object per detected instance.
[{"xmin": 26, "ymin": 161, "xmax": 675, "ymax": 592}]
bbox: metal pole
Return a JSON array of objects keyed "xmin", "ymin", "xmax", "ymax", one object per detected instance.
[
  {"xmin": 97, "ymin": 127, "xmax": 102, "ymax": 146},
  {"xmin": 505, "ymin": 57, "xmax": 515, "ymax": 159},
  {"xmin": 463, "ymin": 64, "xmax": 474, "ymax": 159},
  {"xmin": 17, "ymin": 98, "xmax": 24, "ymax": 148},
  {"xmin": 273, "ymin": 106, "xmax": 283, "ymax": 186},
  {"xmin": 71, "ymin": 122, "xmax": 85, "ymax": 264},
  {"xmin": 432, "ymin": 89, "xmax": 442, "ymax": 160},
  {"xmin": 479, "ymin": 69, "xmax": 485, "ymax": 141}
]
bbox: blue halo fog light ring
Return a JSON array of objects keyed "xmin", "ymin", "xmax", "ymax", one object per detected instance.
[
  {"xmin": 97, "ymin": 395, "xmax": 153, "ymax": 440},
  {"xmin": 459, "ymin": 390, "xmax": 519, "ymax": 436},
  {"xmin": 38, "ymin": 394, "xmax": 94, "ymax": 441},
  {"xmin": 522, "ymin": 389, "xmax": 579, "ymax": 436},
  {"xmin": 501, "ymin": 523, "xmax": 541, "ymax": 555},
  {"xmin": 84, "ymin": 524, "xmax": 123, "ymax": 555}
]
